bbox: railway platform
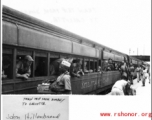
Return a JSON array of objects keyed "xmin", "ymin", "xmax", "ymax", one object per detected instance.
[
  {"xmin": 106, "ymin": 74, "xmax": 151, "ymax": 96},
  {"xmin": 131, "ymin": 77, "xmax": 151, "ymax": 96}
]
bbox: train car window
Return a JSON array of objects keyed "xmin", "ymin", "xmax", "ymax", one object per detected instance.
[
  {"xmin": 109, "ymin": 59, "xmax": 115, "ymax": 71},
  {"xmin": 16, "ymin": 49, "xmax": 33, "ymax": 78},
  {"xmin": 102, "ymin": 59, "xmax": 110, "ymax": 71},
  {"xmin": 70, "ymin": 57, "xmax": 84, "ymax": 77},
  {"xmin": 98, "ymin": 60, "xmax": 101, "ymax": 71},
  {"xmin": 84, "ymin": 59, "xmax": 89, "ymax": 73},
  {"xmin": 94, "ymin": 60, "xmax": 98, "ymax": 72},
  {"xmin": 89, "ymin": 59, "xmax": 94, "ymax": 73},
  {"xmin": 49, "ymin": 53, "xmax": 60, "ymax": 76},
  {"xmin": 35, "ymin": 52, "xmax": 47, "ymax": 77},
  {"xmin": 2, "ymin": 48, "xmax": 13, "ymax": 80},
  {"xmin": 116, "ymin": 61, "xmax": 122, "ymax": 71}
]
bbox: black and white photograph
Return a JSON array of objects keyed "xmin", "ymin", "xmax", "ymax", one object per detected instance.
[
  {"xmin": 1, "ymin": 0, "xmax": 151, "ymax": 119},
  {"xmin": 1, "ymin": 0, "xmax": 151, "ymax": 96}
]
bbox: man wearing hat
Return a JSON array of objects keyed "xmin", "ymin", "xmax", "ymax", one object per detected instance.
[
  {"xmin": 50, "ymin": 60, "xmax": 72, "ymax": 94},
  {"xmin": 16, "ymin": 55, "xmax": 34, "ymax": 80}
]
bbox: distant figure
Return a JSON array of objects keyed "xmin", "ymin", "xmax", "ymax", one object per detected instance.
[
  {"xmin": 103, "ymin": 60, "xmax": 112, "ymax": 71},
  {"xmin": 141, "ymin": 65, "xmax": 147, "ymax": 86},
  {"xmin": 16, "ymin": 55, "xmax": 34, "ymax": 80},
  {"xmin": 115, "ymin": 63, "xmax": 119, "ymax": 70},
  {"xmin": 120, "ymin": 61, "xmax": 129, "ymax": 80},
  {"xmin": 108, "ymin": 58, "xmax": 115, "ymax": 71},
  {"xmin": 50, "ymin": 60, "xmax": 72, "ymax": 94},
  {"xmin": 147, "ymin": 65, "xmax": 150, "ymax": 83},
  {"xmin": 136, "ymin": 65, "xmax": 141, "ymax": 82},
  {"xmin": 129, "ymin": 63, "xmax": 135, "ymax": 84},
  {"xmin": 111, "ymin": 80, "xmax": 136, "ymax": 95},
  {"xmin": 98, "ymin": 66, "xmax": 101, "ymax": 72}
]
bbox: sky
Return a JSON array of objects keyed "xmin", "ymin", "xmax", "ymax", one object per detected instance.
[{"xmin": 2, "ymin": 0, "xmax": 151, "ymax": 56}]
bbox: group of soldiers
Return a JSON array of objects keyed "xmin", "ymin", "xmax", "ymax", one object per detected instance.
[
  {"xmin": 103, "ymin": 58, "xmax": 150, "ymax": 86},
  {"xmin": 120, "ymin": 60, "xmax": 150, "ymax": 86},
  {"xmin": 110, "ymin": 59, "xmax": 150, "ymax": 96},
  {"xmin": 3, "ymin": 54, "xmax": 150, "ymax": 95}
]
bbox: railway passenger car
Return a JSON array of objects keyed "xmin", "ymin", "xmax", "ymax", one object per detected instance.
[{"xmin": 2, "ymin": 6, "xmax": 144, "ymax": 94}]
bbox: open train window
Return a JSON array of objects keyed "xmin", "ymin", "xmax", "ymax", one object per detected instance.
[
  {"xmin": 2, "ymin": 48, "xmax": 13, "ymax": 80},
  {"xmin": 94, "ymin": 60, "xmax": 98, "ymax": 72},
  {"xmin": 102, "ymin": 59, "xmax": 109, "ymax": 71},
  {"xmin": 69, "ymin": 56, "xmax": 84, "ymax": 77},
  {"xmin": 16, "ymin": 49, "xmax": 33, "ymax": 78},
  {"xmin": 98, "ymin": 60, "xmax": 101, "ymax": 72},
  {"xmin": 49, "ymin": 53, "xmax": 60, "ymax": 76},
  {"xmin": 90, "ymin": 59, "xmax": 94, "ymax": 73},
  {"xmin": 35, "ymin": 52, "xmax": 47, "ymax": 77},
  {"xmin": 114, "ymin": 61, "xmax": 121, "ymax": 71},
  {"xmin": 84, "ymin": 58, "xmax": 89, "ymax": 73},
  {"xmin": 71, "ymin": 57, "xmax": 82, "ymax": 65}
]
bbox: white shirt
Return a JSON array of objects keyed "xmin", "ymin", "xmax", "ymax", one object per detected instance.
[{"xmin": 112, "ymin": 80, "xmax": 128, "ymax": 92}]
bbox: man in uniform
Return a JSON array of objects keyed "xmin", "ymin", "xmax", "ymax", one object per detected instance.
[
  {"xmin": 16, "ymin": 55, "xmax": 34, "ymax": 80},
  {"xmin": 50, "ymin": 60, "xmax": 72, "ymax": 94}
]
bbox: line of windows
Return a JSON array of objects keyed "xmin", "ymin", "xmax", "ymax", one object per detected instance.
[{"xmin": 2, "ymin": 46, "xmax": 101, "ymax": 80}]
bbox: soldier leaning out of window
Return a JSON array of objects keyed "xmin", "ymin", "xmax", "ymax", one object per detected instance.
[
  {"xmin": 16, "ymin": 55, "xmax": 34, "ymax": 80},
  {"xmin": 70, "ymin": 59, "xmax": 84, "ymax": 78},
  {"xmin": 50, "ymin": 60, "xmax": 72, "ymax": 94}
]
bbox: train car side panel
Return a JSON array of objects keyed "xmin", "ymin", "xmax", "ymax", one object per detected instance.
[
  {"xmin": 103, "ymin": 51, "xmax": 115, "ymax": 60},
  {"xmin": 3, "ymin": 21, "xmax": 17, "ymax": 45},
  {"xmin": 97, "ymin": 71, "xmax": 121, "ymax": 89},
  {"xmin": 73, "ymin": 42, "xmax": 97, "ymax": 58},
  {"xmin": 81, "ymin": 74, "xmax": 98, "ymax": 94},
  {"xmin": 18, "ymin": 26, "xmax": 72, "ymax": 54}
]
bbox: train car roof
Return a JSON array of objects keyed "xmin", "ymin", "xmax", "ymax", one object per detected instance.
[{"xmin": 2, "ymin": 5, "xmax": 135, "ymax": 57}]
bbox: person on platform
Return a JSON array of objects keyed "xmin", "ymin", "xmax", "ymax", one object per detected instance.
[
  {"xmin": 110, "ymin": 79, "xmax": 136, "ymax": 95},
  {"xmin": 50, "ymin": 60, "xmax": 72, "ymax": 94},
  {"xmin": 136, "ymin": 65, "xmax": 141, "ymax": 82},
  {"xmin": 141, "ymin": 65, "xmax": 147, "ymax": 86},
  {"xmin": 16, "ymin": 55, "xmax": 34, "ymax": 80},
  {"xmin": 129, "ymin": 63, "xmax": 135, "ymax": 85},
  {"xmin": 146, "ymin": 65, "xmax": 150, "ymax": 84}
]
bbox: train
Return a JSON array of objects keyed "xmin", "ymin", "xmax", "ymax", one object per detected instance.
[{"xmin": 2, "ymin": 6, "xmax": 146, "ymax": 94}]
